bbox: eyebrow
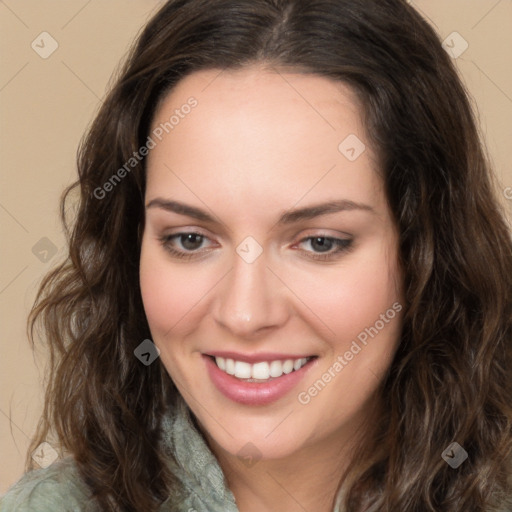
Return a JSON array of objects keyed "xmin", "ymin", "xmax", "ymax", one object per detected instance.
[{"xmin": 146, "ymin": 198, "xmax": 376, "ymax": 225}]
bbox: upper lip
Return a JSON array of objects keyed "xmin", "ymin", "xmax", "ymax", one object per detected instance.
[{"xmin": 204, "ymin": 351, "xmax": 315, "ymax": 363}]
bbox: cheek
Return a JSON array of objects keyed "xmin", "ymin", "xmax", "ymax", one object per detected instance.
[
  {"xmin": 139, "ymin": 243, "xmax": 208, "ymax": 336},
  {"xmin": 287, "ymin": 240, "xmax": 401, "ymax": 343}
]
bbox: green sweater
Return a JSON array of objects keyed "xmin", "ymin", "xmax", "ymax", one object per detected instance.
[
  {"xmin": 0, "ymin": 396, "xmax": 238, "ymax": 512},
  {"xmin": 1, "ymin": 397, "xmax": 510, "ymax": 511},
  {"xmin": 0, "ymin": 397, "xmax": 342, "ymax": 511}
]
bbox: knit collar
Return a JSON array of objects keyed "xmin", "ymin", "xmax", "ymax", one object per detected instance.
[
  {"xmin": 160, "ymin": 395, "xmax": 239, "ymax": 511},
  {"xmin": 159, "ymin": 394, "xmax": 345, "ymax": 512}
]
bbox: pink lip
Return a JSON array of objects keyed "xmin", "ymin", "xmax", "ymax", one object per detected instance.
[
  {"xmin": 203, "ymin": 355, "xmax": 317, "ymax": 406},
  {"xmin": 205, "ymin": 351, "xmax": 313, "ymax": 364}
]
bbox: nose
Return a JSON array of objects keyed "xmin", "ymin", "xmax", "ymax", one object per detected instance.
[{"xmin": 212, "ymin": 250, "xmax": 289, "ymax": 339}]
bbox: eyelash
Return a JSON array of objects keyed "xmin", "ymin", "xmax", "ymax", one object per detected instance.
[{"xmin": 159, "ymin": 232, "xmax": 354, "ymax": 262}]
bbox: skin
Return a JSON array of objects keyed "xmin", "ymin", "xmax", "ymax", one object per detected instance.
[{"xmin": 140, "ymin": 64, "xmax": 404, "ymax": 512}]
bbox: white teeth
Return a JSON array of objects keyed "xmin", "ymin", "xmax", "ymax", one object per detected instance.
[
  {"xmin": 234, "ymin": 361, "xmax": 252, "ymax": 379},
  {"xmin": 214, "ymin": 356, "xmax": 311, "ymax": 380},
  {"xmin": 269, "ymin": 360, "xmax": 283, "ymax": 377},
  {"xmin": 251, "ymin": 362, "xmax": 270, "ymax": 380},
  {"xmin": 225, "ymin": 358, "xmax": 235, "ymax": 375},
  {"xmin": 282, "ymin": 360, "xmax": 294, "ymax": 374}
]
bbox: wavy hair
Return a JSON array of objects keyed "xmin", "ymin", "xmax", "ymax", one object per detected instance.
[{"xmin": 26, "ymin": 0, "xmax": 512, "ymax": 510}]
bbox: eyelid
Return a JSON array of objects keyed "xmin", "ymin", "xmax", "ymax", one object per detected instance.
[
  {"xmin": 290, "ymin": 231, "xmax": 354, "ymax": 261},
  {"xmin": 289, "ymin": 228, "xmax": 352, "ymax": 246},
  {"xmin": 294, "ymin": 227, "xmax": 351, "ymax": 237},
  {"xmin": 161, "ymin": 229, "xmax": 217, "ymax": 247},
  {"xmin": 158, "ymin": 226, "xmax": 350, "ymax": 242},
  {"xmin": 158, "ymin": 228, "xmax": 354, "ymax": 262},
  {"xmin": 160, "ymin": 226, "xmax": 215, "ymax": 240},
  {"xmin": 158, "ymin": 231, "xmax": 217, "ymax": 261}
]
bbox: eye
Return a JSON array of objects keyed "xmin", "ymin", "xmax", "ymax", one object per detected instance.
[
  {"xmin": 158, "ymin": 232, "xmax": 353, "ymax": 262},
  {"xmin": 296, "ymin": 235, "xmax": 353, "ymax": 261},
  {"xmin": 159, "ymin": 231, "xmax": 215, "ymax": 260}
]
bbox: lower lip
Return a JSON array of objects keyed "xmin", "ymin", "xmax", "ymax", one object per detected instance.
[{"xmin": 203, "ymin": 355, "xmax": 316, "ymax": 406}]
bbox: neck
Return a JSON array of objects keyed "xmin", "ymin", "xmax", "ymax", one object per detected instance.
[
  {"xmin": 202, "ymin": 404, "xmax": 377, "ymax": 512},
  {"xmin": 222, "ymin": 443, "xmax": 343, "ymax": 512}
]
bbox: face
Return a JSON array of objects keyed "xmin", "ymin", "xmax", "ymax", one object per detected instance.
[{"xmin": 140, "ymin": 65, "xmax": 404, "ymax": 462}]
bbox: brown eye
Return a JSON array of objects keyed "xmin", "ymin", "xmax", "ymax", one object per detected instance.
[
  {"xmin": 159, "ymin": 231, "xmax": 215, "ymax": 261},
  {"xmin": 297, "ymin": 236, "xmax": 354, "ymax": 261},
  {"xmin": 309, "ymin": 237, "xmax": 335, "ymax": 253},
  {"xmin": 179, "ymin": 233, "xmax": 204, "ymax": 251}
]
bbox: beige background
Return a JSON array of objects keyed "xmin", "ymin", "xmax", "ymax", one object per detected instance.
[{"xmin": 1, "ymin": 0, "xmax": 511, "ymax": 494}]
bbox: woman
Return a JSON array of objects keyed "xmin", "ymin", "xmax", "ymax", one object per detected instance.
[{"xmin": 2, "ymin": 0, "xmax": 511, "ymax": 510}]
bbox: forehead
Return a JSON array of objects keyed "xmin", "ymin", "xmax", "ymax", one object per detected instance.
[{"xmin": 146, "ymin": 66, "xmax": 385, "ymax": 217}]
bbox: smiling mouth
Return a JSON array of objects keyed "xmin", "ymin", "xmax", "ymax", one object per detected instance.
[{"xmin": 207, "ymin": 355, "xmax": 317, "ymax": 382}]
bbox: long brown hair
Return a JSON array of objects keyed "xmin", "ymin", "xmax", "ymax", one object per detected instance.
[{"xmin": 27, "ymin": 0, "xmax": 512, "ymax": 510}]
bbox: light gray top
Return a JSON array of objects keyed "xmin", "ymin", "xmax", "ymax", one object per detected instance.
[
  {"xmin": 0, "ymin": 396, "xmax": 344, "ymax": 511},
  {"xmin": 2, "ymin": 396, "xmax": 510, "ymax": 511}
]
